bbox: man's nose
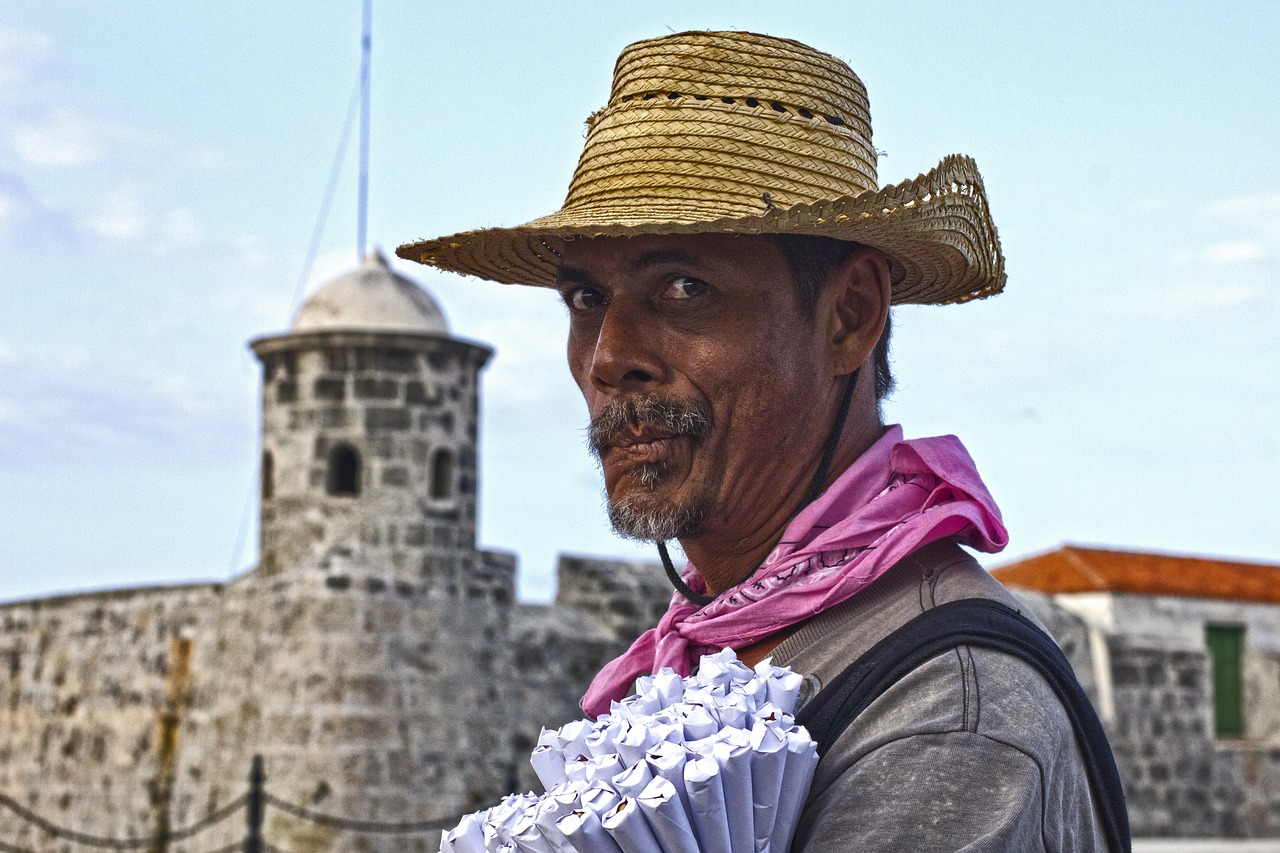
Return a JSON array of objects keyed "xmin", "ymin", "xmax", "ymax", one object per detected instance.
[{"xmin": 589, "ymin": 301, "xmax": 666, "ymax": 393}]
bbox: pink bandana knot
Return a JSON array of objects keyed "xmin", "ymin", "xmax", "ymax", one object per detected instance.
[{"xmin": 581, "ymin": 426, "xmax": 1008, "ymax": 718}]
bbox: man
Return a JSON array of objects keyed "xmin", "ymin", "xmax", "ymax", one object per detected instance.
[{"xmin": 401, "ymin": 30, "xmax": 1116, "ymax": 851}]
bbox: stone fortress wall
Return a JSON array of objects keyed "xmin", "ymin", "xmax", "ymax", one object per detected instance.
[
  {"xmin": 0, "ymin": 584, "xmax": 221, "ymax": 847},
  {"xmin": 3, "ymin": 253, "xmax": 1277, "ymax": 849},
  {"xmin": 0, "ymin": 554, "xmax": 668, "ymax": 852}
]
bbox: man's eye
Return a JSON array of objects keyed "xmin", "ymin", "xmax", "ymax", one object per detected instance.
[
  {"xmin": 662, "ymin": 276, "xmax": 710, "ymax": 300},
  {"xmin": 565, "ymin": 287, "xmax": 607, "ymax": 310}
]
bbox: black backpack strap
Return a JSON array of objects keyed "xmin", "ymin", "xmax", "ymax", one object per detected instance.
[{"xmin": 793, "ymin": 597, "xmax": 1131, "ymax": 853}]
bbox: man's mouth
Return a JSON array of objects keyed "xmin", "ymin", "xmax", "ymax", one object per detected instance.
[
  {"xmin": 587, "ymin": 394, "xmax": 713, "ymax": 471},
  {"xmin": 608, "ymin": 428, "xmax": 681, "ymax": 464}
]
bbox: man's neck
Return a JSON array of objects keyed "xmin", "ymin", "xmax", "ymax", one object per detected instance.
[{"xmin": 681, "ymin": 411, "xmax": 887, "ymax": 596}]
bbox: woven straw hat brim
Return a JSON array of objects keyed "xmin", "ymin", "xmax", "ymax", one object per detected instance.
[{"xmin": 396, "ymin": 153, "xmax": 1006, "ymax": 305}]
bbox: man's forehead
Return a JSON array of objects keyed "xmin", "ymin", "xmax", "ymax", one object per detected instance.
[{"xmin": 556, "ymin": 233, "xmax": 782, "ymax": 275}]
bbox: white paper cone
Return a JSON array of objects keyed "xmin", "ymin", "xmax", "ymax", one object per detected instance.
[
  {"xmin": 611, "ymin": 760, "xmax": 654, "ymax": 799},
  {"xmin": 636, "ymin": 775, "xmax": 700, "ymax": 853},
  {"xmin": 765, "ymin": 670, "xmax": 804, "ymax": 713},
  {"xmin": 531, "ymin": 744, "xmax": 568, "ymax": 790},
  {"xmin": 440, "ymin": 810, "xmax": 486, "ymax": 853},
  {"xmin": 557, "ymin": 809, "xmax": 625, "ymax": 853},
  {"xmin": 482, "ymin": 820, "xmax": 501, "ymax": 851},
  {"xmin": 697, "ymin": 651, "xmax": 755, "ymax": 691},
  {"xmin": 715, "ymin": 691, "xmax": 751, "ymax": 730},
  {"xmin": 585, "ymin": 753, "xmax": 624, "ymax": 785},
  {"xmin": 558, "ymin": 719, "xmax": 593, "ymax": 761},
  {"xmin": 746, "ymin": 680, "xmax": 771, "ymax": 711},
  {"xmin": 533, "ymin": 789, "xmax": 581, "ymax": 853},
  {"xmin": 581, "ymin": 782, "xmax": 622, "ymax": 817},
  {"xmin": 564, "ymin": 755, "xmax": 593, "ymax": 785},
  {"xmin": 684, "ymin": 754, "xmax": 733, "ymax": 853},
  {"xmin": 644, "ymin": 740, "xmax": 691, "ymax": 815},
  {"xmin": 616, "ymin": 721, "xmax": 655, "ymax": 766},
  {"xmin": 681, "ymin": 702, "xmax": 720, "ymax": 741},
  {"xmin": 749, "ymin": 722, "xmax": 789, "ymax": 852},
  {"xmin": 511, "ymin": 814, "xmax": 559, "ymax": 853},
  {"xmin": 585, "ymin": 726, "xmax": 616, "ymax": 759},
  {"xmin": 713, "ymin": 732, "xmax": 755, "ymax": 853},
  {"xmin": 601, "ymin": 798, "xmax": 663, "ymax": 853},
  {"xmin": 772, "ymin": 729, "xmax": 821, "ymax": 853}
]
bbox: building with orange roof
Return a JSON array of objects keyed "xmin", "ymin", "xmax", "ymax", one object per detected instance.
[{"xmin": 992, "ymin": 545, "xmax": 1280, "ymax": 840}]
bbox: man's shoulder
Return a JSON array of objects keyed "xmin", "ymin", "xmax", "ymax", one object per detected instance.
[
  {"xmin": 776, "ymin": 537, "xmax": 1078, "ymax": 762},
  {"xmin": 778, "ymin": 538, "xmax": 1107, "ymax": 851},
  {"xmin": 772, "ymin": 537, "xmax": 1032, "ymax": 682}
]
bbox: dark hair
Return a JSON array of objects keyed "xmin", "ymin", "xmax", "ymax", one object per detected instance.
[{"xmin": 773, "ymin": 234, "xmax": 895, "ymax": 402}]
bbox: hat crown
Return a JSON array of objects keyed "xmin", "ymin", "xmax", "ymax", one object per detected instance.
[
  {"xmin": 610, "ymin": 31, "xmax": 872, "ymax": 142},
  {"xmin": 560, "ymin": 31, "xmax": 880, "ymax": 221}
]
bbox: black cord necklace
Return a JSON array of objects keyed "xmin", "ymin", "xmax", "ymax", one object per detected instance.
[{"xmin": 658, "ymin": 368, "xmax": 860, "ymax": 608}]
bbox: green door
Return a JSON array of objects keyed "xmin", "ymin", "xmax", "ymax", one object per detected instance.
[{"xmin": 1206, "ymin": 625, "xmax": 1244, "ymax": 738}]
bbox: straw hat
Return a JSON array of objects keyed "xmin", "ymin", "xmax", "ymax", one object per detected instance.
[{"xmin": 397, "ymin": 31, "xmax": 1005, "ymax": 304}]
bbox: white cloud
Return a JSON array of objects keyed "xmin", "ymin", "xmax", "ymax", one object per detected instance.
[
  {"xmin": 0, "ymin": 346, "xmax": 248, "ymax": 465},
  {"xmin": 1205, "ymin": 191, "xmax": 1280, "ymax": 242},
  {"xmin": 82, "ymin": 187, "xmax": 147, "ymax": 240},
  {"xmin": 1174, "ymin": 240, "xmax": 1267, "ymax": 266},
  {"xmin": 0, "ymin": 28, "xmax": 51, "ymax": 103},
  {"xmin": 1165, "ymin": 282, "xmax": 1265, "ymax": 312},
  {"xmin": 160, "ymin": 208, "xmax": 202, "ymax": 246},
  {"xmin": 10, "ymin": 106, "xmax": 159, "ymax": 168},
  {"xmin": 0, "ymin": 169, "xmax": 78, "ymax": 246},
  {"xmin": 1206, "ymin": 191, "xmax": 1280, "ymax": 220},
  {"xmin": 1143, "ymin": 189, "xmax": 1280, "ymax": 319}
]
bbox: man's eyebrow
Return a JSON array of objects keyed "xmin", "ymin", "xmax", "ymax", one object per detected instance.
[
  {"xmin": 631, "ymin": 249, "xmax": 698, "ymax": 271},
  {"xmin": 554, "ymin": 264, "xmax": 596, "ymax": 289},
  {"xmin": 554, "ymin": 249, "xmax": 699, "ymax": 287}
]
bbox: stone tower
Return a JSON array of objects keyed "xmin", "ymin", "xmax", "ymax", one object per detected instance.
[
  {"xmin": 172, "ymin": 253, "xmax": 519, "ymax": 851},
  {"xmin": 250, "ymin": 249, "xmax": 490, "ymax": 580}
]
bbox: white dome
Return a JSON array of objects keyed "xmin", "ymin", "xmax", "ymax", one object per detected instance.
[{"xmin": 292, "ymin": 249, "xmax": 449, "ymax": 335}]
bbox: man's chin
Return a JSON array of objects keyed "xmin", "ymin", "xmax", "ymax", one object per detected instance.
[{"xmin": 606, "ymin": 489, "xmax": 711, "ymax": 543}]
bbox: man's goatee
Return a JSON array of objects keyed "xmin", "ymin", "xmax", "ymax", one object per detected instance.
[{"xmin": 587, "ymin": 395, "xmax": 713, "ymax": 542}]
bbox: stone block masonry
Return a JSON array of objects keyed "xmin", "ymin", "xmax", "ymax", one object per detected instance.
[
  {"xmin": 0, "ymin": 583, "xmax": 220, "ymax": 849},
  {"xmin": 0, "ymin": 551, "xmax": 669, "ymax": 853}
]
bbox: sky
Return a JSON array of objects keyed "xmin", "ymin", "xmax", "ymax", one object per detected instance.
[{"xmin": 2, "ymin": 1, "xmax": 1278, "ymax": 604}]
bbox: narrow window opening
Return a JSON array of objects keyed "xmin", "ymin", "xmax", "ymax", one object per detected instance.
[
  {"xmin": 430, "ymin": 448, "xmax": 454, "ymax": 500},
  {"xmin": 1206, "ymin": 624, "xmax": 1245, "ymax": 738},
  {"xmin": 326, "ymin": 444, "xmax": 361, "ymax": 497},
  {"xmin": 261, "ymin": 451, "xmax": 274, "ymax": 501}
]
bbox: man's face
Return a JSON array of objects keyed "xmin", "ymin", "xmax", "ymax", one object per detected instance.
[{"xmin": 556, "ymin": 233, "xmax": 835, "ymax": 545}]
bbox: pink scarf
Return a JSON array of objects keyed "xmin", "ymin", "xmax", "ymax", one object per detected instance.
[{"xmin": 581, "ymin": 426, "xmax": 1009, "ymax": 718}]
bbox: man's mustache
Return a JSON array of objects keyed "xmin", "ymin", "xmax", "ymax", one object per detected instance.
[{"xmin": 587, "ymin": 395, "xmax": 712, "ymax": 459}]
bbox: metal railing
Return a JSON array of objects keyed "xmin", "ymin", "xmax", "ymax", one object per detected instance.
[{"xmin": 0, "ymin": 756, "xmax": 458, "ymax": 853}]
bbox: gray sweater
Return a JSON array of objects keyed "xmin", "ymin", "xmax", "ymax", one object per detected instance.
[{"xmin": 771, "ymin": 539, "xmax": 1110, "ymax": 851}]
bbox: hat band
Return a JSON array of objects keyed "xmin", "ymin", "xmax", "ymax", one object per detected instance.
[{"xmin": 563, "ymin": 97, "xmax": 880, "ymax": 221}]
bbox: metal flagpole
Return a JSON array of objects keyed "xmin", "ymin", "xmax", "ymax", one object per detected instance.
[{"xmin": 356, "ymin": 0, "xmax": 372, "ymax": 261}]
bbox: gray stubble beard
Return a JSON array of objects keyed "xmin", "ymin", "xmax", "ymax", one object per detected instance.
[
  {"xmin": 606, "ymin": 472, "xmax": 713, "ymax": 543},
  {"xmin": 588, "ymin": 395, "xmax": 714, "ymax": 543}
]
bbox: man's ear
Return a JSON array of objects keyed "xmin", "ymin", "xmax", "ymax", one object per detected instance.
[{"xmin": 826, "ymin": 245, "xmax": 891, "ymax": 376}]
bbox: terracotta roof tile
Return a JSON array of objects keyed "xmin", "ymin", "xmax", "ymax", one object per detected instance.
[{"xmin": 990, "ymin": 545, "xmax": 1280, "ymax": 605}]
